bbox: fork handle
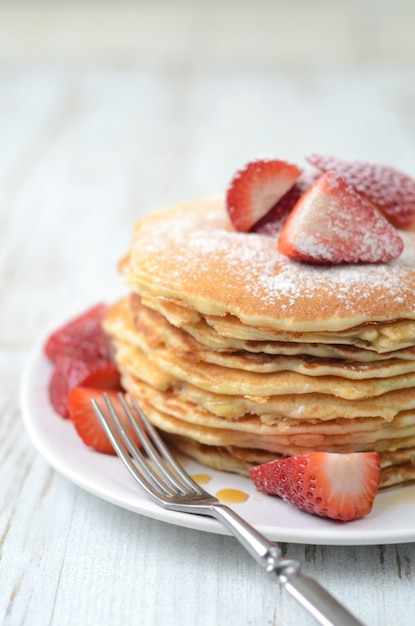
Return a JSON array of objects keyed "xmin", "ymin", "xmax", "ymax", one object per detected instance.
[{"xmin": 209, "ymin": 503, "xmax": 364, "ymax": 626}]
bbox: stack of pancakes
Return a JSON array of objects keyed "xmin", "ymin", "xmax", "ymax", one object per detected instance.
[{"xmin": 104, "ymin": 197, "xmax": 415, "ymax": 488}]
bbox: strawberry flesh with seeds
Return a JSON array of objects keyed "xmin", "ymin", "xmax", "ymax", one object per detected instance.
[
  {"xmin": 250, "ymin": 451, "xmax": 381, "ymax": 521},
  {"xmin": 278, "ymin": 171, "xmax": 404, "ymax": 264},
  {"xmin": 226, "ymin": 158, "xmax": 301, "ymax": 231},
  {"xmin": 306, "ymin": 153, "xmax": 415, "ymax": 229}
]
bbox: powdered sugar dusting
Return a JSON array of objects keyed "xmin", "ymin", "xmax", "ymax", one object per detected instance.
[{"xmin": 130, "ymin": 199, "xmax": 415, "ymax": 328}]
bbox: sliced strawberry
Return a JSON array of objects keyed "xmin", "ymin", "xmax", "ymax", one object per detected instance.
[
  {"xmin": 68, "ymin": 388, "xmax": 141, "ymax": 454},
  {"xmin": 49, "ymin": 356, "xmax": 122, "ymax": 419},
  {"xmin": 253, "ymin": 169, "xmax": 320, "ymax": 235},
  {"xmin": 250, "ymin": 451, "xmax": 380, "ymax": 522},
  {"xmin": 277, "ymin": 171, "xmax": 404, "ymax": 264},
  {"xmin": 81, "ymin": 361, "xmax": 121, "ymax": 389},
  {"xmin": 45, "ymin": 304, "xmax": 111, "ymax": 364},
  {"xmin": 226, "ymin": 158, "xmax": 301, "ymax": 231},
  {"xmin": 306, "ymin": 153, "xmax": 415, "ymax": 229}
]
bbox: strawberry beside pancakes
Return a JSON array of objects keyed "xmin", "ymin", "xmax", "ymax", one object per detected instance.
[{"xmin": 250, "ymin": 451, "xmax": 381, "ymax": 522}]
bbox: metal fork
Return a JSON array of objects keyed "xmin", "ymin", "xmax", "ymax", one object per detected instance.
[{"xmin": 92, "ymin": 393, "xmax": 364, "ymax": 626}]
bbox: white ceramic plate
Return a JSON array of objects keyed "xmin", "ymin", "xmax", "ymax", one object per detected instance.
[{"xmin": 21, "ymin": 310, "xmax": 415, "ymax": 545}]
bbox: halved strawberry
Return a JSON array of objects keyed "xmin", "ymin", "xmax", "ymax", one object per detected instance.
[
  {"xmin": 45, "ymin": 304, "xmax": 111, "ymax": 364},
  {"xmin": 278, "ymin": 171, "xmax": 404, "ymax": 263},
  {"xmin": 306, "ymin": 153, "xmax": 415, "ymax": 229},
  {"xmin": 49, "ymin": 356, "xmax": 122, "ymax": 419},
  {"xmin": 250, "ymin": 451, "xmax": 380, "ymax": 521},
  {"xmin": 253, "ymin": 169, "xmax": 320, "ymax": 235},
  {"xmin": 226, "ymin": 158, "xmax": 301, "ymax": 231},
  {"xmin": 81, "ymin": 361, "xmax": 121, "ymax": 388},
  {"xmin": 68, "ymin": 388, "xmax": 141, "ymax": 454}
]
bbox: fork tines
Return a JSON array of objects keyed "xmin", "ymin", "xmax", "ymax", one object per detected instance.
[{"xmin": 91, "ymin": 393, "xmax": 213, "ymax": 506}]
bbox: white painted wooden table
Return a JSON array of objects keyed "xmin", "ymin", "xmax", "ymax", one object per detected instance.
[{"xmin": 2, "ymin": 2, "xmax": 415, "ymax": 624}]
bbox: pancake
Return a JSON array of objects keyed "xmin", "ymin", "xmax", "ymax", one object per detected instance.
[
  {"xmin": 124, "ymin": 197, "xmax": 415, "ymax": 335},
  {"xmin": 104, "ymin": 196, "xmax": 415, "ymax": 489},
  {"xmin": 121, "ymin": 373, "xmax": 415, "ymax": 449},
  {"xmin": 105, "ymin": 300, "xmax": 415, "ymax": 411},
  {"xmin": 123, "ymin": 297, "xmax": 415, "ymax": 377},
  {"xmin": 141, "ymin": 293, "xmax": 415, "ymax": 355}
]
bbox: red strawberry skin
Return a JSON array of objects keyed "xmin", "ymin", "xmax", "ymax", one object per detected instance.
[
  {"xmin": 49, "ymin": 356, "xmax": 121, "ymax": 419},
  {"xmin": 250, "ymin": 451, "xmax": 380, "ymax": 522},
  {"xmin": 307, "ymin": 153, "xmax": 415, "ymax": 229},
  {"xmin": 226, "ymin": 158, "xmax": 301, "ymax": 231},
  {"xmin": 278, "ymin": 171, "xmax": 404, "ymax": 264},
  {"xmin": 68, "ymin": 388, "xmax": 139, "ymax": 454},
  {"xmin": 45, "ymin": 304, "xmax": 111, "ymax": 364}
]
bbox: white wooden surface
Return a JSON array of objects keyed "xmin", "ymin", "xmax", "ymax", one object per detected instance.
[{"xmin": 2, "ymin": 2, "xmax": 415, "ymax": 624}]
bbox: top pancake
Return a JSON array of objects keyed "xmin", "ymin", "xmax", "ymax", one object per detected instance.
[{"xmin": 123, "ymin": 196, "xmax": 415, "ymax": 334}]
